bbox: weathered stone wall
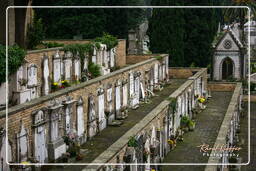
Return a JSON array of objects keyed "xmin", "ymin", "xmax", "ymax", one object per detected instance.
[
  {"xmin": 0, "ymin": 56, "xmax": 168, "ymax": 163},
  {"xmin": 84, "ymin": 68, "xmax": 208, "ymax": 170},
  {"xmin": 169, "ymin": 67, "xmax": 202, "ymax": 79},
  {"xmin": 43, "ymin": 39, "xmax": 126, "ymax": 68}
]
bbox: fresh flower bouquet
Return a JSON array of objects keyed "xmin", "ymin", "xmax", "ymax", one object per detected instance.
[{"xmin": 198, "ymin": 97, "xmax": 206, "ymax": 104}]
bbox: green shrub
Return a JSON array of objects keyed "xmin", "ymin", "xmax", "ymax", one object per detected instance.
[
  {"xmin": 167, "ymin": 97, "xmax": 177, "ymax": 113},
  {"xmin": 180, "ymin": 116, "xmax": 190, "ymax": 127},
  {"xmin": 88, "ymin": 63, "xmax": 101, "ymax": 78},
  {"xmin": 94, "ymin": 33, "xmax": 118, "ymax": 50},
  {"xmin": 26, "ymin": 18, "xmax": 45, "ymax": 49},
  {"xmin": 0, "ymin": 44, "xmax": 26, "ymax": 85},
  {"xmin": 188, "ymin": 120, "xmax": 195, "ymax": 127},
  {"xmin": 127, "ymin": 136, "xmax": 138, "ymax": 147}
]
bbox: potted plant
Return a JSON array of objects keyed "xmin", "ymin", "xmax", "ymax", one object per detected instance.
[
  {"xmin": 188, "ymin": 120, "xmax": 196, "ymax": 131},
  {"xmin": 127, "ymin": 136, "xmax": 138, "ymax": 147},
  {"xmin": 61, "ymin": 80, "xmax": 71, "ymax": 88},
  {"xmin": 180, "ymin": 116, "xmax": 189, "ymax": 128},
  {"xmin": 51, "ymin": 82, "xmax": 59, "ymax": 91}
]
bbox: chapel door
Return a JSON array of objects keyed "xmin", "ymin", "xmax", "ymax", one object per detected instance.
[{"xmin": 222, "ymin": 57, "xmax": 233, "ymax": 80}]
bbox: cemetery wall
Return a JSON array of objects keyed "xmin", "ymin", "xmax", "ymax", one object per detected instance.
[
  {"xmin": 0, "ymin": 55, "xmax": 168, "ymax": 162},
  {"xmin": 85, "ymin": 68, "xmax": 208, "ymax": 170},
  {"xmin": 44, "ymin": 39, "xmax": 126, "ymax": 67},
  {"xmin": 207, "ymin": 82, "xmax": 237, "ymax": 91},
  {"xmin": 169, "ymin": 67, "xmax": 202, "ymax": 79},
  {"xmin": 24, "ymin": 39, "xmax": 126, "ymax": 91},
  {"xmin": 126, "ymin": 54, "xmax": 155, "ymax": 64}
]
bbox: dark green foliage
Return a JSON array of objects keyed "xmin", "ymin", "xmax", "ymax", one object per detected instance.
[
  {"xmin": 167, "ymin": 97, "xmax": 177, "ymax": 113},
  {"xmin": 180, "ymin": 116, "xmax": 190, "ymax": 127},
  {"xmin": 63, "ymin": 43, "xmax": 94, "ymax": 72},
  {"xmin": 127, "ymin": 136, "xmax": 138, "ymax": 147},
  {"xmin": 94, "ymin": 33, "xmax": 118, "ymax": 50},
  {"xmin": 0, "ymin": 44, "xmax": 26, "ymax": 85},
  {"xmin": 33, "ymin": 0, "xmax": 146, "ymax": 39},
  {"xmin": 26, "ymin": 18, "xmax": 45, "ymax": 49},
  {"xmin": 148, "ymin": 0, "xmax": 220, "ymax": 67},
  {"xmin": 88, "ymin": 63, "xmax": 101, "ymax": 78}
]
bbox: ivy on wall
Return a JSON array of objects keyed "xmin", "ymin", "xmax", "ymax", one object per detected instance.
[
  {"xmin": 62, "ymin": 33, "xmax": 118, "ymax": 74},
  {"xmin": 0, "ymin": 44, "xmax": 26, "ymax": 85},
  {"xmin": 94, "ymin": 33, "xmax": 118, "ymax": 50}
]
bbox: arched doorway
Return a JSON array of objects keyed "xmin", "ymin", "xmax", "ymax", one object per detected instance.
[{"xmin": 222, "ymin": 57, "xmax": 234, "ymax": 80}]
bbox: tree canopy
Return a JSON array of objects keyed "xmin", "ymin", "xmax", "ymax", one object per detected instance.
[
  {"xmin": 33, "ymin": 0, "xmax": 146, "ymax": 39},
  {"xmin": 148, "ymin": 0, "xmax": 221, "ymax": 67}
]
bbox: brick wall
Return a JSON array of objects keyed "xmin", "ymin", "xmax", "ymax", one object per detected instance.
[
  {"xmin": 126, "ymin": 54, "xmax": 154, "ymax": 64},
  {"xmin": 169, "ymin": 67, "xmax": 202, "ymax": 79},
  {"xmin": 0, "ymin": 57, "xmax": 167, "ymax": 162},
  {"xmin": 15, "ymin": 40, "xmax": 126, "ymax": 97},
  {"xmin": 207, "ymin": 82, "xmax": 237, "ymax": 91}
]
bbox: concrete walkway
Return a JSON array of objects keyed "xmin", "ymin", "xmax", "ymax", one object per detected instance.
[
  {"xmin": 48, "ymin": 79, "xmax": 186, "ymax": 171},
  {"xmin": 161, "ymin": 91, "xmax": 233, "ymax": 171},
  {"xmin": 240, "ymin": 102, "xmax": 256, "ymax": 171}
]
